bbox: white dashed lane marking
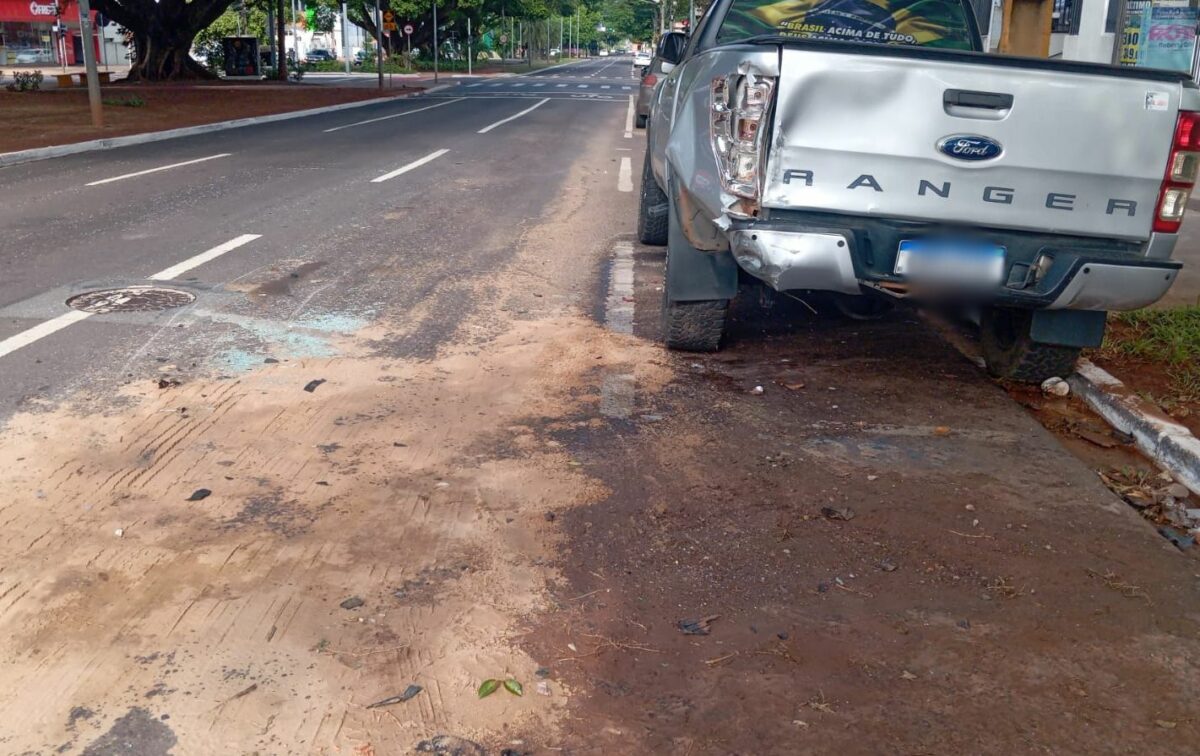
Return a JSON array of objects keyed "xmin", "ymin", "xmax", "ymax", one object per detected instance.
[{"xmin": 370, "ymin": 148, "xmax": 449, "ymax": 183}]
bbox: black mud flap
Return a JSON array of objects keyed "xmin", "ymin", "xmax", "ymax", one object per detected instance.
[
  {"xmin": 665, "ymin": 185, "xmax": 738, "ymax": 302},
  {"xmin": 1029, "ymin": 309, "xmax": 1107, "ymax": 348}
]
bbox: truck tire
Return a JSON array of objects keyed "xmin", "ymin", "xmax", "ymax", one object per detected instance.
[
  {"xmin": 662, "ymin": 201, "xmax": 729, "ymax": 352},
  {"xmin": 980, "ymin": 307, "xmax": 1081, "ymax": 383},
  {"xmin": 635, "ymin": 113, "xmax": 648, "ymax": 129},
  {"xmin": 637, "ymin": 152, "xmax": 669, "ymax": 246}
]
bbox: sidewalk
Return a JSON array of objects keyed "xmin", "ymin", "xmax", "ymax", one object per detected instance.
[{"xmin": 1, "ymin": 64, "xmax": 130, "ymax": 89}]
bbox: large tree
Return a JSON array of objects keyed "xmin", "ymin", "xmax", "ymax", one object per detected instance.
[{"xmin": 92, "ymin": 0, "xmax": 240, "ymax": 80}]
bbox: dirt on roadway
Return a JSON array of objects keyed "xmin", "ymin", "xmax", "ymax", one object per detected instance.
[{"xmin": 0, "ymin": 140, "xmax": 1197, "ymax": 754}]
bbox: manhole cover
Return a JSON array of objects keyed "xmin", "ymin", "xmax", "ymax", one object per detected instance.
[{"xmin": 66, "ymin": 286, "xmax": 196, "ymax": 314}]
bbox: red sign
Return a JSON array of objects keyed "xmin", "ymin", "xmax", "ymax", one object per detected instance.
[{"xmin": 0, "ymin": 1, "xmax": 81, "ymax": 23}]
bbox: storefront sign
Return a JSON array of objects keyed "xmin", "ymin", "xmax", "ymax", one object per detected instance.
[
  {"xmin": 0, "ymin": 0, "xmax": 79, "ymax": 22},
  {"xmin": 1141, "ymin": 6, "xmax": 1198, "ymax": 72},
  {"xmin": 1118, "ymin": 0, "xmax": 1199, "ymax": 73}
]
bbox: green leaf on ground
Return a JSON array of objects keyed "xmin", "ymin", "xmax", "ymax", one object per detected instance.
[
  {"xmin": 503, "ymin": 678, "xmax": 524, "ymax": 696},
  {"xmin": 478, "ymin": 679, "xmax": 501, "ymax": 698}
]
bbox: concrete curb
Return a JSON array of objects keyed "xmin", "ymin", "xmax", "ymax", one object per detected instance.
[
  {"xmin": 1068, "ymin": 360, "xmax": 1200, "ymax": 496},
  {"xmin": 0, "ymin": 89, "xmax": 429, "ymax": 169}
]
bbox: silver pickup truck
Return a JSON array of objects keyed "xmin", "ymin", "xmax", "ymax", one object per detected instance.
[{"xmin": 639, "ymin": 0, "xmax": 1197, "ymax": 381}]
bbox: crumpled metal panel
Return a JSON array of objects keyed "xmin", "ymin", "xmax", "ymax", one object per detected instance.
[{"xmin": 664, "ymin": 48, "xmax": 779, "ymax": 250}]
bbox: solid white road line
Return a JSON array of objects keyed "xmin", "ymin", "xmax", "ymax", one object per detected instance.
[
  {"xmin": 556, "ymin": 83, "xmax": 567, "ymax": 88},
  {"xmin": 0, "ymin": 311, "xmax": 93, "ymax": 360},
  {"xmin": 0, "ymin": 234, "xmax": 261, "ymax": 360},
  {"xmin": 150, "ymin": 234, "xmax": 262, "ymax": 280},
  {"xmin": 618, "ymin": 157, "xmax": 633, "ymax": 192},
  {"xmin": 370, "ymin": 148, "xmax": 450, "ymax": 183},
  {"xmin": 85, "ymin": 153, "xmax": 231, "ymax": 187},
  {"xmin": 323, "ymin": 98, "xmax": 463, "ymax": 132},
  {"xmin": 477, "ymin": 98, "xmax": 549, "ymax": 134},
  {"xmin": 624, "ymin": 94, "xmax": 635, "ymax": 138}
]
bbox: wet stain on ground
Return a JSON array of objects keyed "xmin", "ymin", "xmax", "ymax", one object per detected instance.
[
  {"xmin": 248, "ymin": 261, "xmax": 328, "ymax": 297},
  {"xmin": 80, "ymin": 708, "xmax": 175, "ymax": 756}
]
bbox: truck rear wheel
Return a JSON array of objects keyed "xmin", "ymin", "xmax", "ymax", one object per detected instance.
[
  {"xmin": 663, "ymin": 206, "xmax": 728, "ymax": 352},
  {"xmin": 635, "ymin": 113, "xmax": 648, "ymax": 129},
  {"xmin": 980, "ymin": 307, "xmax": 1081, "ymax": 383},
  {"xmin": 637, "ymin": 152, "xmax": 669, "ymax": 245}
]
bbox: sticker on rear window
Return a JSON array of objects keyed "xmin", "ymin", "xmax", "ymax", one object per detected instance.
[{"xmin": 1146, "ymin": 91, "xmax": 1169, "ymax": 111}]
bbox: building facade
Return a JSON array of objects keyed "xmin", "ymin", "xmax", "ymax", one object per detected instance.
[{"xmin": 0, "ymin": 0, "xmax": 97, "ymax": 66}]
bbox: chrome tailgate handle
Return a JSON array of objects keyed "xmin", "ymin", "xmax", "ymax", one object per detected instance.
[{"xmin": 944, "ymin": 89, "xmax": 1013, "ymax": 120}]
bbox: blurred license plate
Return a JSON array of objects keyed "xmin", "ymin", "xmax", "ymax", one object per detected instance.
[{"xmin": 895, "ymin": 240, "xmax": 1006, "ymax": 287}]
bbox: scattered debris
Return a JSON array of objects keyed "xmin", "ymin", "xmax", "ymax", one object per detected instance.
[
  {"xmin": 677, "ymin": 615, "xmax": 720, "ymax": 635},
  {"xmin": 900, "ymin": 670, "xmax": 918, "ymax": 680},
  {"xmin": 186, "ymin": 488, "xmax": 211, "ymax": 502},
  {"xmin": 415, "ymin": 734, "xmax": 487, "ymax": 755},
  {"xmin": 1155, "ymin": 720, "xmax": 1178, "ymax": 730},
  {"xmin": 1157, "ymin": 526, "xmax": 1195, "ymax": 551},
  {"xmin": 228, "ymin": 683, "xmax": 258, "ymax": 701},
  {"xmin": 933, "ymin": 426, "xmax": 951, "ymax": 436},
  {"xmin": 339, "ymin": 596, "xmax": 365, "ymax": 610},
  {"xmin": 877, "ymin": 558, "xmax": 898, "ymax": 572},
  {"xmin": 1085, "ymin": 568, "xmax": 1152, "ymax": 603},
  {"xmin": 365, "ymin": 684, "xmax": 423, "ymax": 709},
  {"xmin": 543, "ymin": 512, "xmax": 556, "ymax": 522},
  {"xmin": 820, "ymin": 506, "xmax": 856, "ymax": 522},
  {"xmin": 1041, "ymin": 376, "xmax": 1070, "ymax": 397},
  {"xmin": 113, "ymin": 528, "xmax": 124, "ymax": 537},
  {"xmin": 535, "ymin": 681, "xmax": 551, "ymax": 696},
  {"xmin": 263, "ymin": 357, "xmax": 279, "ymax": 364},
  {"xmin": 750, "ymin": 385, "xmax": 765, "ymax": 395},
  {"xmin": 303, "ymin": 379, "xmax": 326, "ymax": 393},
  {"xmin": 477, "ymin": 678, "xmax": 523, "ymax": 698},
  {"xmin": 1099, "ymin": 468, "xmax": 1199, "ymax": 535},
  {"xmin": 156, "ymin": 377, "xmax": 181, "ymax": 390},
  {"xmin": 534, "ymin": 667, "xmax": 551, "ymax": 678}
]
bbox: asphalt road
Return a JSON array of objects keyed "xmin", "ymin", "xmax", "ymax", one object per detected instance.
[
  {"xmin": 0, "ymin": 55, "xmax": 1196, "ymax": 755},
  {"xmin": 0, "ymin": 57, "xmax": 638, "ymax": 421}
]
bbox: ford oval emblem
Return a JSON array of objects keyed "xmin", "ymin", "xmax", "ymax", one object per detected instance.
[{"xmin": 937, "ymin": 134, "xmax": 1003, "ymax": 161}]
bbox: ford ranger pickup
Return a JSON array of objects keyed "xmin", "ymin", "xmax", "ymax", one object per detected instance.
[{"xmin": 638, "ymin": 0, "xmax": 1197, "ymax": 381}]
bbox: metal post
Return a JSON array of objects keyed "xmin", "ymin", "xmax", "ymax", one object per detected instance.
[
  {"xmin": 559, "ymin": 16, "xmax": 562, "ymax": 59},
  {"xmin": 374, "ymin": 0, "xmax": 383, "ymax": 88},
  {"xmin": 75, "ymin": 0, "xmax": 103, "ymax": 127},
  {"xmin": 467, "ymin": 17, "xmax": 472, "ymax": 76},
  {"xmin": 433, "ymin": 0, "xmax": 438, "ymax": 83},
  {"xmin": 689, "ymin": 0, "xmax": 694, "ymax": 34},
  {"xmin": 342, "ymin": 2, "xmax": 350, "ymax": 73}
]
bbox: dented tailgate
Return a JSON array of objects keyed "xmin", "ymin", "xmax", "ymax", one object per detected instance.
[{"xmin": 762, "ymin": 48, "xmax": 1182, "ymax": 241}]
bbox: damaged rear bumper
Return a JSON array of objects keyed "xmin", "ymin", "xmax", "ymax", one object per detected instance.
[{"xmin": 721, "ymin": 212, "xmax": 1183, "ymax": 312}]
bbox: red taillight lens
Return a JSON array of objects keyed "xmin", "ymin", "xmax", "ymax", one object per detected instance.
[
  {"xmin": 1175, "ymin": 111, "xmax": 1200, "ymax": 149},
  {"xmin": 1155, "ymin": 111, "xmax": 1200, "ymax": 233},
  {"xmin": 642, "ymin": 73, "xmax": 657, "ymax": 86}
]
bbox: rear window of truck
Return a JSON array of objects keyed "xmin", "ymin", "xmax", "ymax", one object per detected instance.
[{"xmin": 717, "ymin": 0, "xmax": 977, "ymax": 50}]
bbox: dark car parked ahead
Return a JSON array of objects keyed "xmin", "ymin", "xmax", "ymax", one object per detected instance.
[
  {"xmin": 635, "ymin": 32, "xmax": 688, "ymax": 129},
  {"xmin": 304, "ymin": 48, "xmax": 336, "ymax": 63}
]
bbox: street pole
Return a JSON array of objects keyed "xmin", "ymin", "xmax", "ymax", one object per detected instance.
[
  {"xmin": 467, "ymin": 16, "xmax": 472, "ymax": 76},
  {"xmin": 342, "ymin": 2, "xmax": 350, "ymax": 73},
  {"xmin": 433, "ymin": 0, "xmax": 438, "ymax": 84},
  {"xmin": 75, "ymin": 0, "xmax": 103, "ymax": 128},
  {"xmin": 374, "ymin": 0, "xmax": 383, "ymax": 88}
]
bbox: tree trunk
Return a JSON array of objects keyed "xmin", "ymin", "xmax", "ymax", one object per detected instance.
[
  {"xmin": 91, "ymin": 0, "xmax": 236, "ymax": 81},
  {"xmin": 276, "ymin": 0, "xmax": 287, "ymax": 80}
]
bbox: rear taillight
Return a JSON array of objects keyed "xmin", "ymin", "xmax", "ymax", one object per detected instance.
[
  {"xmin": 1154, "ymin": 111, "xmax": 1200, "ymax": 233},
  {"xmin": 711, "ymin": 73, "xmax": 776, "ymax": 203},
  {"xmin": 642, "ymin": 73, "xmax": 657, "ymax": 86}
]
